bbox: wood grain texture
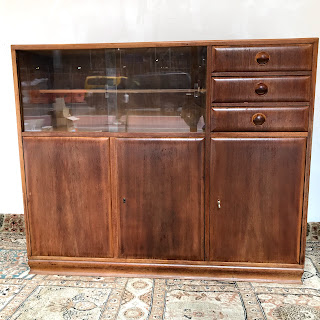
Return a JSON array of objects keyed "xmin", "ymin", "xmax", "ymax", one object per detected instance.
[
  {"xmin": 205, "ymin": 46, "xmax": 212, "ymax": 260},
  {"xmin": 29, "ymin": 255, "xmax": 303, "ymax": 268},
  {"xmin": 210, "ymin": 137, "xmax": 306, "ymax": 264},
  {"xmin": 22, "ymin": 132, "xmax": 205, "ymax": 138},
  {"xmin": 212, "ymin": 71, "xmax": 312, "ymax": 77},
  {"xmin": 300, "ymin": 39, "xmax": 319, "ymax": 264},
  {"xmin": 27, "ymin": 257, "xmax": 303, "ymax": 283},
  {"xmin": 211, "ymin": 106, "xmax": 309, "ymax": 132},
  {"xmin": 11, "ymin": 48, "xmax": 33, "ymax": 257},
  {"xmin": 212, "ymin": 76, "xmax": 311, "ymax": 103},
  {"xmin": 23, "ymin": 137, "xmax": 113, "ymax": 258},
  {"xmin": 109, "ymin": 138, "xmax": 120, "ymax": 258},
  {"xmin": 212, "ymin": 102, "xmax": 309, "ymax": 107},
  {"xmin": 12, "ymin": 38, "xmax": 318, "ymax": 282},
  {"xmin": 114, "ymin": 138, "xmax": 205, "ymax": 260},
  {"xmin": 211, "ymin": 132, "xmax": 308, "ymax": 138},
  {"xmin": 212, "ymin": 45, "xmax": 313, "ymax": 72},
  {"xmin": 11, "ymin": 38, "xmax": 318, "ymax": 51}
]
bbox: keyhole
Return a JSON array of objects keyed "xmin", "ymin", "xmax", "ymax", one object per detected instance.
[{"xmin": 123, "ymin": 198, "xmax": 126, "ymax": 204}]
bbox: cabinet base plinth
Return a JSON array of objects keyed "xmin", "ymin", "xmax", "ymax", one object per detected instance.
[{"xmin": 28, "ymin": 258, "xmax": 303, "ymax": 283}]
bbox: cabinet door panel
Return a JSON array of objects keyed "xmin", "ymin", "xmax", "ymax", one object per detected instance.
[
  {"xmin": 210, "ymin": 137, "xmax": 306, "ymax": 264},
  {"xmin": 114, "ymin": 138, "xmax": 204, "ymax": 260},
  {"xmin": 23, "ymin": 137, "xmax": 112, "ymax": 258}
]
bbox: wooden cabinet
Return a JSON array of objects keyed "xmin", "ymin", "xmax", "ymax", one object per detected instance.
[
  {"xmin": 113, "ymin": 138, "xmax": 204, "ymax": 260},
  {"xmin": 210, "ymin": 137, "xmax": 306, "ymax": 263},
  {"xmin": 12, "ymin": 38, "xmax": 318, "ymax": 282}
]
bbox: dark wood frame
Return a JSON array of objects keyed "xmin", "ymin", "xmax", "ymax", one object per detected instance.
[{"xmin": 12, "ymin": 38, "xmax": 318, "ymax": 282}]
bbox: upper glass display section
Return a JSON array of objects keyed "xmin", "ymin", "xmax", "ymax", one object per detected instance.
[{"xmin": 17, "ymin": 47, "xmax": 207, "ymax": 133}]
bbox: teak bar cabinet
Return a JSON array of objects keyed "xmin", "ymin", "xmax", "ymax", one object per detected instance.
[{"xmin": 12, "ymin": 38, "xmax": 318, "ymax": 283}]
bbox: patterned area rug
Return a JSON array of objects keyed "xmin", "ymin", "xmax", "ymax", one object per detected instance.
[{"xmin": 0, "ymin": 214, "xmax": 319, "ymax": 319}]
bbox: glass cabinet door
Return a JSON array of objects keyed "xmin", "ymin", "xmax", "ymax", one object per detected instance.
[{"xmin": 17, "ymin": 47, "xmax": 207, "ymax": 133}]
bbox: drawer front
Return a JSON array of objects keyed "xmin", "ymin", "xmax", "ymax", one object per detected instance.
[
  {"xmin": 211, "ymin": 106, "xmax": 309, "ymax": 131},
  {"xmin": 212, "ymin": 45, "xmax": 313, "ymax": 72},
  {"xmin": 212, "ymin": 76, "xmax": 311, "ymax": 103}
]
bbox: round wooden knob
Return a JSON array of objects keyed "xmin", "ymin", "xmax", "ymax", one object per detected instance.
[
  {"xmin": 252, "ymin": 113, "xmax": 266, "ymax": 126},
  {"xmin": 255, "ymin": 83, "xmax": 268, "ymax": 95},
  {"xmin": 255, "ymin": 52, "xmax": 270, "ymax": 65}
]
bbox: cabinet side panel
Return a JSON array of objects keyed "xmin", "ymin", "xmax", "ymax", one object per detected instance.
[
  {"xmin": 210, "ymin": 137, "xmax": 306, "ymax": 264},
  {"xmin": 23, "ymin": 137, "xmax": 113, "ymax": 258},
  {"xmin": 115, "ymin": 138, "xmax": 205, "ymax": 260},
  {"xmin": 300, "ymin": 40, "xmax": 319, "ymax": 264},
  {"xmin": 12, "ymin": 48, "xmax": 32, "ymax": 256}
]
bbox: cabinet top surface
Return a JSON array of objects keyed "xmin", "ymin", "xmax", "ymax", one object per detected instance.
[{"xmin": 11, "ymin": 38, "xmax": 319, "ymax": 51}]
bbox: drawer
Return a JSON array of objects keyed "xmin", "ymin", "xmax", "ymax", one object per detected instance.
[
  {"xmin": 212, "ymin": 76, "xmax": 311, "ymax": 103},
  {"xmin": 211, "ymin": 106, "xmax": 309, "ymax": 132},
  {"xmin": 212, "ymin": 45, "xmax": 313, "ymax": 72}
]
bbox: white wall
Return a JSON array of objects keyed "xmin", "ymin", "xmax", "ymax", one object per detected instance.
[{"xmin": 0, "ymin": 0, "xmax": 319, "ymax": 221}]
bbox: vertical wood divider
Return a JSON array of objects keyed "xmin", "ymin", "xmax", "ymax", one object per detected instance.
[
  {"xmin": 110, "ymin": 137, "xmax": 120, "ymax": 258},
  {"xmin": 204, "ymin": 46, "xmax": 213, "ymax": 260}
]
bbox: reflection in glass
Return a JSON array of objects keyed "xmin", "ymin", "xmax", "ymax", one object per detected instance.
[{"xmin": 18, "ymin": 47, "xmax": 207, "ymax": 133}]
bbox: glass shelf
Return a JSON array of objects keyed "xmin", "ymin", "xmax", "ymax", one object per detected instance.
[{"xmin": 17, "ymin": 47, "xmax": 207, "ymax": 133}]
